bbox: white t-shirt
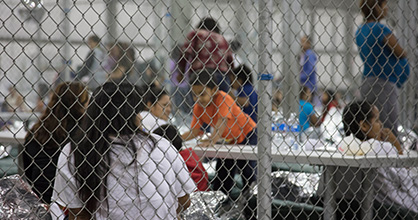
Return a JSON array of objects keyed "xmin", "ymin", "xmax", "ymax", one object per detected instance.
[
  {"xmin": 140, "ymin": 111, "xmax": 169, "ymax": 132},
  {"xmin": 52, "ymin": 134, "xmax": 196, "ymax": 219},
  {"xmin": 338, "ymin": 135, "xmax": 418, "ymax": 214}
]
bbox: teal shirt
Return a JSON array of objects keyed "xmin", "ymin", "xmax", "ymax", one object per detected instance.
[
  {"xmin": 355, "ymin": 22, "xmax": 409, "ymax": 88},
  {"xmin": 299, "ymin": 100, "xmax": 314, "ymax": 131}
]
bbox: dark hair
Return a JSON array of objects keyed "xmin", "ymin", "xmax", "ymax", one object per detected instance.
[
  {"xmin": 153, "ymin": 124, "xmax": 183, "ymax": 151},
  {"xmin": 343, "ymin": 100, "xmax": 375, "ymax": 141},
  {"xmin": 232, "ymin": 65, "xmax": 253, "ymax": 84},
  {"xmin": 142, "ymin": 85, "xmax": 168, "ymax": 108},
  {"xmin": 89, "ymin": 35, "xmax": 101, "ymax": 43},
  {"xmin": 197, "ymin": 17, "xmax": 220, "ymax": 34},
  {"xmin": 27, "ymin": 82, "xmax": 87, "ymax": 149},
  {"xmin": 360, "ymin": 0, "xmax": 387, "ymax": 20},
  {"xmin": 189, "ymin": 68, "xmax": 218, "ymax": 89},
  {"xmin": 299, "ymin": 86, "xmax": 311, "ymax": 100},
  {"xmin": 73, "ymin": 82, "xmax": 149, "ymax": 213},
  {"xmin": 323, "ymin": 89, "xmax": 335, "ymax": 104}
]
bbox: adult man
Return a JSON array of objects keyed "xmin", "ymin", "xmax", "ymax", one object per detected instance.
[
  {"xmin": 300, "ymin": 35, "xmax": 317, "ymax": 95},
  {"xmin": 77, "ymin": 35, "xmax": 105, "ymax": 90},
  {"xmin": 178, "ymin": 18, "xmax": 234, "ymax": 93}
]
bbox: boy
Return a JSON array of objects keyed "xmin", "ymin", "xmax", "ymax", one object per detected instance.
[
  {"xmin": 230, "ymin": 65, "xmax": 258, "ymax": 122},
  {"xmin": 299, "ymin": 86, "xmax": 321, "ymax": 131},
  {"xmin": 181, "ymin": 69, "xmax": 257, "ymax": 195}
]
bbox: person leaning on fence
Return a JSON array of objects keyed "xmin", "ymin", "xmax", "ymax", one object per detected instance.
[
  {"xmin": 229, "ymin": 64, "xmax": 258, "ymax": 123},
  {"xmin": 23, "ymin": 82, "xmax": 88, "ymax": 204},
  {"xmin": 334, "ymin": 100, "xmax": 418, "ymax": 217},
  {"xmin": 51, "ymin": 82, "xmax": 196, "ymax": 219},
  {"xmin": 181, "ymin": 69, "xmax": 257, "ymax": 198},
  {"xmin": 153, "ymin": 124, "xmax": 209, "ymax": 191},
  {"xmin": 178, "ymin": 17, "xmax": 234, "ymax": 93},
  {"xmin": 355, "ymin": 0, "xmax": 410, "ymax": 136},
  {"xmin": 299, "ymin": 86, "xmax": 322, "ymax": 131}
]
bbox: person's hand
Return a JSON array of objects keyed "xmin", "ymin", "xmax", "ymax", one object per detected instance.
[
  {"xmin": 197, "ymin": 141, "xmax": 212, "ymax": 148},
  {"xmin": 379, "ymin": 128, "xmax": 403, "ymax": 155}
]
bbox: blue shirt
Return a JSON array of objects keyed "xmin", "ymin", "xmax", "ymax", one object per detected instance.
[
  {"xmin": 299, "ymin": 100, "xmax": 314, "ymax": 131},
  {"xmin": 238, "ymin": 84, "xmax": 258, "ymax": 122},
  {"xmin": 355, "ymin": 22, "xmax": 409, "ymax": 88},
  {"xmin": 300, "ymin": 49, "xmax": 317, "ymax": 92}
]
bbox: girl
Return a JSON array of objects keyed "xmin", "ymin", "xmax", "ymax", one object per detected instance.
[
  {"xmin": 52, "ymin": 83, "xmax": 195, "ymax": 219},
  {"xmin": 24, "ymin": 82, "xmax": 88, "ymax": 204}
]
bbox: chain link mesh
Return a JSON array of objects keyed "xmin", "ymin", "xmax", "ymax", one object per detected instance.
[{"xmin": 0, "ymin": 0, "xmax": 417, "ymax": 219}]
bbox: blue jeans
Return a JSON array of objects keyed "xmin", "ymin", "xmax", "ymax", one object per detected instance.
[{"xmin": 212, "ymin": 129, "xmax": 257, "ymax": 195}]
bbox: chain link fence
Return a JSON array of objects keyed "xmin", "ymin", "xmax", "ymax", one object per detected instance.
[{"xmin": 0, "ymin": 0, "xmax": 418, "ymax": 219}]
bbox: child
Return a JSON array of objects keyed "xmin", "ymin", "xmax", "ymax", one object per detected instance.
[
  {"xmin": 321, "ymin": 89, "xmax": 341, "ymax": 122},
  {"xmin": 181, "ymin": 69, "xmax": 257, "ymax": 196},
  {"xmin": 299, "ymin": 86, "xmax": 321, "ymax": 131},
  {"xmin": 153, "ymin": 124, "xmax": 209, "ymax": 191},
  {"xmin": 336, "ymin": 101, "xmax": 418, "ymax": 217},
  {"xmin": 230, "ymin": 65, "xmax": 258, "ymax": 123}
]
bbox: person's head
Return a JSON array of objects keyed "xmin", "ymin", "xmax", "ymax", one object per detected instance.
[
  {"xmin": 88, "ymin": 35, "xmax": 101, "ymax": 49},
  {"xmin": 144, "ymin": 86, "xmax": 171, "ymax": 121},
  {"xmin": 343, "ymin": 100, "xmax": 383, "ymax": 141},
  {"xmin": 153, "ymin": 124, "xmax": 183, "ymax": 151},
  {"xmin": 301, "ymin": 35, "xmax": 312, "ymax": 51},
  {"xmin": 360, "ymin": 0, "xmax": 388, "ymax": 21},
  {"xmin": 230, "ymin": 65, "xmax": 253, "ymax": 90},
  {"xmin": 197, "ymin": 17, "xmax": 220, "ymax": 34},
  {"xmin": 87, "ymin": 82, "xmax": 144, "ymax": 137},
  {"xmin": 189, "ymin": 69, "xmax": 218, "ymax": 108},
  {"xmin": 300, "ymin": 86, "xmax": 312, "ymax": 101},
  {"xmin": 30, "ymin": 82, "xmax": 88, "ymax": 148},
  {"xmin": 322, "ymin": 89, "xmax": 336, "ymax": 105}
]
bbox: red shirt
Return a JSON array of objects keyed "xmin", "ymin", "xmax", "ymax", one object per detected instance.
[
  {"xmin": 179, "ymin": 148, "xmax": 209, "ymax": 191},
  {"xmin": 179, "ymin": 29, "xmax": 233, "ymax": 73}
]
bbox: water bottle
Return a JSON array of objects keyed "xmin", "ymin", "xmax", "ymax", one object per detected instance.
[{"xmin": 285, "ymin": 114, "xmax": 301, "ymax": 151}]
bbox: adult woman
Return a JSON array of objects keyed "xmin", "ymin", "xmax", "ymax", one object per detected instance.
[
  {"xmin": 140, "ymin": 86, "xmax": 172, "ymax": 132},
  {"xmin": 52, "ymin": 83, "xmax": 195, "ymax": 219},
  {"xmin": 355, "ymin": 0, "xmax": 409, "ymax": 135},
  {"xmin": 23, "ymin": 82, "xmax": 88, "ymax": 203}
]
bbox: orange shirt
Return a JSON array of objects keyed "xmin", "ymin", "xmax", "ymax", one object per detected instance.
[{"xmin": 190, "ymin": 91, "xmax": 257, "ymax": 144}]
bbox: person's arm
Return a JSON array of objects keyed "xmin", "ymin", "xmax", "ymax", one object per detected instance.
[
  {"xmin": 383, "ymin": 33, "xmax": 407, "ymax": 58},
  {"xmin": 309, "ymin": 114, "xmax": 322, "ymax": 128},
  {"xmin": 181, "ymin": 128, "xmax": 201, "ymax": 141},
  {"xmin": 68, "ymin": 208, "xmax": 91, "ymax": 220},
  {"xmin": 236, "ymin": 96, "xmax": 249, "ymax": 108},
  {"xmin": 379, "ymin": 128, "xmax": 403, "ymax": 155},
  {"xmin": 199, "ymin": 116, "xmax": 228, "ymax": 147},
  {"xmin": 177, "ymin": 194, "xmax": 191, "ymax": 214}
]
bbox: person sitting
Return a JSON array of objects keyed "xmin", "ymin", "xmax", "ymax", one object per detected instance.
[
  {"xmin": 52, "ymin": 82, "xmax": 195, "ymax": 219},
  {"xmin": 333, "ymin": 100, "xmax": 418, "ymax": 218},
  {"xmin": 23, "ymin": 82, "xmax": 88, "ymax": 204},
  {"xmin": 229, "ymin": 65, "xmax": 258, "ymax": 123},
  {"xmin": 181, "ymin": 69, "xmax": 257, "ymax": 198},
  {"xmin": 153, "ymin": 124, "xmax": 209, "ymax": 191},
  {"xmin": 299, "ymin": 86, "xmax": 321, "ymax": 131},
  {"xmin": 139, "ymin": 86, "xmax": 172, "ymax": 132},
  {"xmin": 321, "ymin": 89, "xmax": 341, "ymax": 122}
]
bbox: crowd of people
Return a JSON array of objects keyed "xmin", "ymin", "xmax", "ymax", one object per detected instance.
[{"xmin": 1, "ymin": 0, "xmax": 416, "ymax": 218}]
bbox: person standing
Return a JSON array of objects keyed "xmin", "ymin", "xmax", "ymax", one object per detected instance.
[
  {"xmin": 355, "ymin": 0, "xmax": 409, "ymax": 135},
  {"xmin": 178, "ymin": 17, "xmax": 234, "ymax": 93},
  {"xmin": 77, "ymin": 35, "xmax": 105, "ymax": 90},
  {"xmin": 300, "ymin": 35, "xmax": 318, "ymax": 97}
]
